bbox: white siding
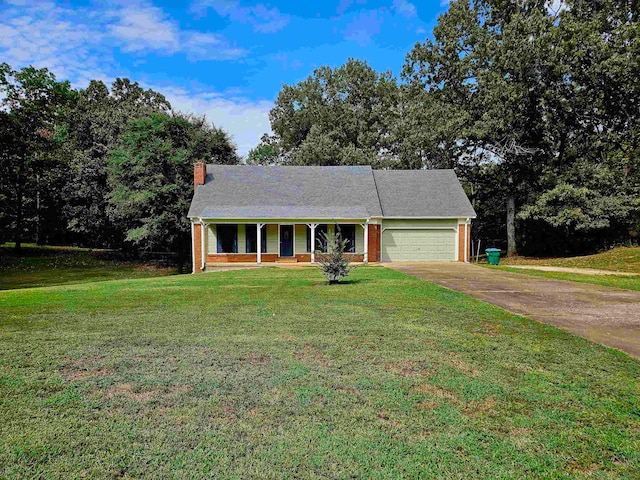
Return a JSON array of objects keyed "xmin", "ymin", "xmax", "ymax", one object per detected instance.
[
  {"xmin": 295, "ymin": 224, "xmax": 308, "ymax": 253},
  {"xmin": 266, "ymin": 224, "xmax": 278, "ymax": 253},
  {"xmin": 237, "ymin": 224, "xmax": 246, "ymax": 253},
  {"xmin": 207, "ymin": 225, "xmax": 216, "ymax": 254}
]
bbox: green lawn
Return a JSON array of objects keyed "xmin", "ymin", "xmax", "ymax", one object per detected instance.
[
  {"xmin": 1, "ymin": 267, "xmax": 639, "ymax": 478},
  {"xmin": 489, "ymin": 266, "xmax": 640, "ymax": 291},
  {"xmin": 498, "ymin": 246, "xmax": 640, "ymax": 273},
  {"xmin": 0, "ymin": 243, "xmax": 178, "ymax": 290}
]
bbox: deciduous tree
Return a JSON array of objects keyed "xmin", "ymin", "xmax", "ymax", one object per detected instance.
[
  {"xmin": 0, "ymin": 63, "xmax": 75, "ymax": 251},
  {"xmin": 63, "ymin": 79, "xmax": 171, "ymax": 247},
  {"xmin": 268, "ymin": 59, "xmax": 400, "ymax": 167},
  {"xmin": 107, "ymin": 113, "xmax": 238, "ymax": 260}
]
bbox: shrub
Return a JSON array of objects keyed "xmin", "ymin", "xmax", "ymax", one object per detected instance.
[{"xmin": 316, "ymin": 230, "xmax": 352, "ymax": 284}]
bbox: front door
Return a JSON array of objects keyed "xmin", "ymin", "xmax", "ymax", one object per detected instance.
[{"xmin": 280, "ymin": 225, "xmax": 294, "ymax": 257}]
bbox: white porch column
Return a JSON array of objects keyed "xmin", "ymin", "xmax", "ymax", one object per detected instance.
[
  {"xmin": 363, "ymin": 222, "xmax": 369, "ymax": 264},
  {"xmin": 201, "ymin": 221, "xmax": 207, "ymax": 271},
  {"xmin": 191, "ymin": 222, "xmax": 196, "ymax": 274},
  {"xmin": 308, "ymin": 223, "xmax": 317, "ymax": 263},
  {"xmin": 257, "ymin": 223, "xmax": 264, "ymax": 263}
]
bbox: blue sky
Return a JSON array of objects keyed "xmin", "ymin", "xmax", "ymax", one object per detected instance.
[{"xmin": 1, "ymin": 0, "xmax": 449, "ymax": 155}]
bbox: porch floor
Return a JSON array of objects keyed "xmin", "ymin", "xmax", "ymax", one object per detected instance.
[{"xmin": 204, "ymin": 262, "xmax": 370, "ymax": 271}]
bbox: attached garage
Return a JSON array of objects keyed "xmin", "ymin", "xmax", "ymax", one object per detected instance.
[
  {"xmin": 380, "ymin": 219, "xmax": 460, "ymax": 262},
  {"xmin": 382, "ymin": 228, "xmax": 456, "ymax": 262},
  {"xmin": 372, "ymin": 170, "xmax": 476, "ymax": 263}
]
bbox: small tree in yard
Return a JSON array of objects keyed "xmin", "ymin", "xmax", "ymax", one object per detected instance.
[{"xmin": 316, "ymin": 230, "xmax": 353, "ymax": 284}]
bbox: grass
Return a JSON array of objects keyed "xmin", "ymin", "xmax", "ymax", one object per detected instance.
[
  {"xmin": 488, "ymin": 266, "xmax": 640, "ymax": 291},
  {"xmin": 0, "ymin": 243, "xmax": 178, "ymax": 290},
  {"xmin": 498, "ymin": 246, "xmax": 640, "ymax": 273},
  {"xmin": 1, "ymin": 267, "xmax": 639, "ymax": 478}
]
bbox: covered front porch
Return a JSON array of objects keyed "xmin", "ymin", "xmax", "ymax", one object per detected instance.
[{"xmin": 193, "ymin": 221, "xmax": 372, "ymax": 272}]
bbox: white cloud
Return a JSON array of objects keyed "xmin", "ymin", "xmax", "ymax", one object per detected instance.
[
  {"xmin": 192, "ymin": 0, "xmax": 290, "ymax": 33},
  {"xmin": 108, "ymin": 4, "xmax": 180, "ymax": 52},
  {"xmin": 0, "ymin": 0, "xmax": 246, "ymax": 78},
  {"xmin": 392, "ymin": 0, "xmax": 417, "ymax": 19},
  {"xmin": 342, "ymin": 10, "xmax": 384, "ymax": 46},
  {"xmin": 1, "ymin": 1, "xmax": 267, "ymax": 156},
  {"xmin": 0, "ymin": 1, "xmax": 110, "ymax": 86},
  {"xmin": 183, "ymin": 32, "xmax": 248, "ymax": 60},
  {"xmin": 162, "ymin": 86, "xmax": 273, "ymax": 157},
  {"xmin": 336, "ymin": 0, "xmax": 354, "ymax": 15},
  {"xmin": 107, "ymin": 3, "xmax": 246, "ymax": 60}
]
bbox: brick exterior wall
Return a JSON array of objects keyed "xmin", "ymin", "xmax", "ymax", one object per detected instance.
[
  {"xmin": 204, "ymin": 253, "xmax": 365, "ymax": 264},
  {"xmin": 193, "ymin": 223, "xmax": 203, "ymax": 273},
  {"xmin": 207, "ymin": 253, "xmax": 280, "ymax": 263},
  {"xmin": 207, "ymin": 253, "xmax": 260, "ymax": 263},
  {"xmin": 367, "ymin": 224, "xmax": 381, "ymax": 262},
  {"xmin": 458, "ymin": 223, "xmax": 471, "ymax": 262}
]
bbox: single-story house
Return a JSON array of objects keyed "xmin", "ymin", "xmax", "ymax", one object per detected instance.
[{"xmin": 188, "ymin": 162, "xmax": 476, "ymax": 272}]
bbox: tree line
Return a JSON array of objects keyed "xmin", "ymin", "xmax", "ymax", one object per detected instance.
[
  {"xmin": 0, "ymin": 64, "xmax": 238, "ymax": 261},
  {"xmin": 249, "ymin": 0, "xmax": 639, "ymax": 255}
]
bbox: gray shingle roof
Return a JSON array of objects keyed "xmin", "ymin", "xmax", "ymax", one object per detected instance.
[
  {"xmin": 188, "ymin": 165, "xmax": 476, "ymax": 220},
  {"xmin": 373, "ymin": 169, "xmax": 476, "ymax": 218},
  {"xmin": 188, "ymin": 165, "xmax": 383, "ymax": 219}
]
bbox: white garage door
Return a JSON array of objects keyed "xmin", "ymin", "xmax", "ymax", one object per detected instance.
[{"xmin": 382, "ymin": 229, "xmax": 456, "ymax": 262}]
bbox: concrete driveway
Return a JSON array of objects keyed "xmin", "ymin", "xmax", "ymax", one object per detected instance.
[{"xmin": 386, "ymin": 263, "xmax": 640, "ymax": 359}]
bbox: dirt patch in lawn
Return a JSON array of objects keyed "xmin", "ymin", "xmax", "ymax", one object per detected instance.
[
  {"xmin": 280, "ymin": 333, "xmax": 295, "ymax": 343},
  {"xmin": 336, "ymin": 386, "xmax": 362, "ymax": 395},
  {"xmin": 62, "ymin": 367, "xmax": 112, "ymax": 382},
  {"xmin": 61, "ymin": 356, "xmax": 112, "ymax": 381},
  {"xmin": 295, "ymin": 344, "xmax": 332, "ymax": 367},
  {"xmin": 242, "ymin": 353, "xmax": 271, "ymax": 365},
  {"xmin": 473, "ymin": 321, "xmax": 502, "ymax": 337},
  {"xmin": 209, "ymin": 401, "xmax": 238, "ymax": 424},
  {"xmin": 385, "ymin": 359, "xmax": 434, "ymax": 377},
  {"xmin": 445, "ymin": 355, "xmax": 479, "ymax": 377},
  {"xmin": 414, "ymin": 383, "xmax": 459, "ymax": 410},
  {"xmin": 414, "ymin": 383, "xmax": 459, "ymax": 401},
  {"xmin": 104, "ymin": 383, "xmax": 190, "ymax": 401},
  {"xmin": 463, "ymin": 397, "xmax": 497, "ymax": 415}
]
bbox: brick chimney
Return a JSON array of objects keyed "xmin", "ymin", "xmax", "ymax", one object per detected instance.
[{"xmin": 194, "ymin": 162, "xmax": 206, "ymax": 190}]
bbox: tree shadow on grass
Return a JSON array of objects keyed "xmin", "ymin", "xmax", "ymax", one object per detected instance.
[
  {"xmin": 312, "ymin": 279, "xmax": 370, "ymax": 287},
  {"xmin": 335, "ymin": 278, "xmax": 370, "ymax": 285}
]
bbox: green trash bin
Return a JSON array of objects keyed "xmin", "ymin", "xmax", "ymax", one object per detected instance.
[{"xmin": 486, "ymin": 248, "xmax": 501, "ymax": 265}]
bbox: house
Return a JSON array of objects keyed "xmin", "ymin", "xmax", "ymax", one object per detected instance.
[{"xmin": 188, "ymin": 162, "xmax": 476, "ymax": 272}]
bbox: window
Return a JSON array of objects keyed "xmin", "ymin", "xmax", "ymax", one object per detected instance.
[
  {"xmin": 217, "ymin": 225, "xmax": 237, "ymax": 253},
  {"xmin": 338, "ymin": 224, "xmax": 356, "ymax": 253},
  {"xmin": 262, "ymin": 226, "xmax": 267, "ymax": 253},
  {"xmin": 246, "ymin": 225, "xmax": 257, "ymax": 253},
  {"xmin": 315, "ymin": 224, "xmax": 327, "ymax": 253},
  {"xmin": 245, "ymin": 224, "xmax": 267, "ymax": 253},
  {"xmin": 306, "ymin": 225, "xmax": 311, "ymax": 253}
]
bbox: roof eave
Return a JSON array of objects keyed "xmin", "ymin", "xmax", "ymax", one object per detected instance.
[
  {"xmin": 382, "ymin": 215, "xmax": 477, "ymax": 219},
  {"xmin": 194, "ymin": 216, "xmax": 372, "ymax": 221}
]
